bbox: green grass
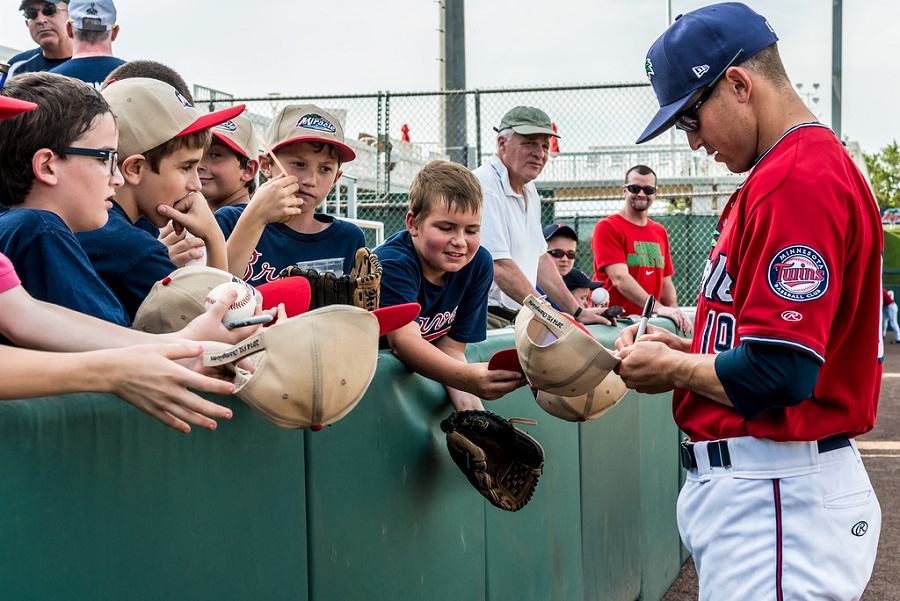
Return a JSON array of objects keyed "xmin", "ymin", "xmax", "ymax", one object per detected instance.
[{"xmin": 884, "ymin": 227, "xmax": 900, "ymax": 287}]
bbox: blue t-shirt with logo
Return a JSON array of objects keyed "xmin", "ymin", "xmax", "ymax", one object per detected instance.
[
  {"xmin": 375, "ymin": 229, "xmax": 492, "ymax": 344},
  {"xmin": 216, "ymin": 206, "xmax": 366, "ymax": 285}
]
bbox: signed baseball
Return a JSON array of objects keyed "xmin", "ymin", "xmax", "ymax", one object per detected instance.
[{"xmin": 204, "ymin": 282, "xmax": 257, "ymax": 322}]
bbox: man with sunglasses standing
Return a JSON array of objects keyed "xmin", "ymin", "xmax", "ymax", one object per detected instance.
[
  {"xmin": 6, "ymin": 1, "xmax": 72, "ymax": 78},
  {"xmin": 615, "ymin": 4, "xmax": 882, "ymax": 600},
  {"xmin": 591, "ymin": 164, "xmax": 691, "ymax": 334}
]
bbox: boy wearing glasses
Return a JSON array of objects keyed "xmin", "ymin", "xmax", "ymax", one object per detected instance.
[
  {"xmin": 75, "ymin": 77, "xmax": 243, "ymax": 320},
  {"xmin": 590, "ymin": 164, "xmax": 691, "ymax": 334},
  {"xmin": 7, "ymin": 1, "xmax": 72, "ymax": 77},
  {"xmin": 0, "ymin": 72, "xmax": 129, "ymax": 324}
]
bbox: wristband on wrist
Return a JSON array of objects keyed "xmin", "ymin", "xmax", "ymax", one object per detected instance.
[{"xmin": 573, "ymin": 306, "xmax": 583, "ymax": 319}]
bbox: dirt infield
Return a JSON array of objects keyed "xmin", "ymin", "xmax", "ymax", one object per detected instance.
[{"xmin": 662, "ymin": 338, "xmax": 900, "ymax": 601}]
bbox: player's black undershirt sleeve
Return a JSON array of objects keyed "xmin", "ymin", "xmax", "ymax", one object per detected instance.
[{"xmin": 714, "ymin": 343, "xmax": 821, "ymax": 421}]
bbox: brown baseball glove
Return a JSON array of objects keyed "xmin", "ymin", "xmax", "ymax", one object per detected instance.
[
  {"xmin": 440, "ymin": 410, "xmax": 545, "ymax": 512},
  {"xmin": 278, "ymin": 247, "xmax": 382, "ymax": 311}
]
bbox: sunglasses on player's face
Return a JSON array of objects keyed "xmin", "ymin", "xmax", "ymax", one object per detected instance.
[
  {"xmin": 548, "ymin": 249, "xmax": 577, "ymax": 260},
  {"xmin": 675, "ymin": 49, "xmax": 744, "ymax": 133},
  {"xmin": 22, "ymin": 4, "xmax": 66, "ymax": 20},
  {"xmin": 625, "ymin": 184, "xmax": 657, "ymax": 196}
]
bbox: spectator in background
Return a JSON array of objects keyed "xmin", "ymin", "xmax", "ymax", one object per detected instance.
[
  {"xmin": 884, "ymin": 288, "xmax": 899, "ymax": 343},
  {"xmin": 591, "ymin": 164, "xmax": 692, "ymax": 334},
  {"xmin": 537, "ymin": 221, "xmax": 606, "ymax": 310},
  {"xmin": 6, "ymin": 1, "xmax": 72, "ymax": 77},
  {"xmin": 49, "ymin": 0, "xmax": 124, "ymax": 90},
  {"xmin": 474, "ymin": 106, "xmax": 612, "ymax": 329}
]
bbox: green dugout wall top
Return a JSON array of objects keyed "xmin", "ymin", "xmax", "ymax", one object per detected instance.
[{"xmin": 0, "ymin": 321, "xmax": 685, "ymax": 601}]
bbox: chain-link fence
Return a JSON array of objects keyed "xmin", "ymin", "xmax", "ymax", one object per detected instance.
[{"xmin": 199, "ymin": 83, "xmax": 745, "ymax": 301}]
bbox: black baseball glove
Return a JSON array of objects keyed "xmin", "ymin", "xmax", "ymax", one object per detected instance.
[
  {"xmin": 440, "ymin": 410, "xmax": 545, "ymax": 512},
  {"xmin": 278, "ymin": 247, "xmax": 382, "ymax": 311}
]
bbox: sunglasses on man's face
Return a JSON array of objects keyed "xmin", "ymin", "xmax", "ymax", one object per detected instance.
[
  {"xmin": 23, "ymin": 4, "xmax": 66, "ymax": 19},
  {"xmin": 548, "ymin": 249, "xmax": 577, "ymax": 260},
  {"xmin": 625, "ymin": 184, "xmax": 657, "ymax": 196}
]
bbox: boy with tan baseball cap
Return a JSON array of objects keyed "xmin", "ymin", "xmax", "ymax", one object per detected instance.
[
  {"xmin": 215, "ymin": 104, "xmax": 367, "ymax": 285},
  {"xmin": 199, "ymin": 115, "xmax": 260, "ymax": 211},
  {"xmin": 75, "ymin": 77, "xmax": 245, "ymax": 320}
]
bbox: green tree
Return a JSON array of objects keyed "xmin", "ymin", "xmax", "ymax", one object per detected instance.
[{"xmin": 864, "ymin": 140, "xmax": 900, "ymax": 207}]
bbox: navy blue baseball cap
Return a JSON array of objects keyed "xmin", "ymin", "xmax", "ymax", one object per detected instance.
[
  {"xmin": 636, "ymin": 2, "xmax": 778, "ymax": 144},
  {"xmin": 563, "ymin": 269, "xmax": 604, "ymax": 292},
  {"xmin": 543, "ymin": 222, "xmax": 577, "ymax": 241}
]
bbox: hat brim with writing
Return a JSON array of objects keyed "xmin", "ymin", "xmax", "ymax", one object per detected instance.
[
  {"xmin": 514, "ymin": 295, "xmax": 620, "ymax": 396},
  {"xmin": 0, "ymin": 96, "xmax": 38, "ymax": 119},
  {"xmin": 203, "ymin": 303, "xmax": 420, "ymax": 429}
]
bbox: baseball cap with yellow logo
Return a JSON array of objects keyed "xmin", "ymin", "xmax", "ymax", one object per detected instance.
[
  {"xmin": 101, "ymin": 77, "xmax": 246, "ymax": 158},
  {"xmin": 265, "ymin": 104, "xmax": 356, "ymax": 163}
]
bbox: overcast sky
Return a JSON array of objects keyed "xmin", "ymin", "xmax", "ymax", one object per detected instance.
[{"xmin": 2, "ymin": 0, "xmax": 897, "ymax": 154}]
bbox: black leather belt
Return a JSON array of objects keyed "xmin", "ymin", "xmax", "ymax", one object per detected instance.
[
  {"xmin": 680, "ymin": 435, "xmax": 852, "ymax": 470},
  {"xmin": 487, "ymin": 305, "xmax": 519, "ymax": 321}
]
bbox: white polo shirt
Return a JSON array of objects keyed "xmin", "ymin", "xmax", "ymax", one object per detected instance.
[{"xmin": 473, "ymin": 154, "xmax": 547, "ymax": 310}]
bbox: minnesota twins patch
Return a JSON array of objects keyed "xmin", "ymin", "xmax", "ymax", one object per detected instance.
[
  {"xmin": 767, "ymin": 245, "xmax": 828, "ymax": 302},
  {"xmin": 296, "ymin": 113, "xmax": 336, "ymax": 133}
]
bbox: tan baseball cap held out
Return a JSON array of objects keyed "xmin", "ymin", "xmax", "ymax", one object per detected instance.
[
  {"xmin": 211, "ymin": 114, "xmax": 256, "ymax": 160},
  {"xmin": 101, "ymin": 77, "xmax": 246, "ymax": 159},
  {"xmin": 203, "ymin": 303, "xmax": 420, "ymax": 429},
  {"xmin": 265, "ymin": 104, "xmax": 356, "ymax": 163},
  {"xmin": 514, "ymin": 295, "xmax": 619, "ymax": 396},
  {"xmin": 493, "ymin": 106, "xmax": 560, "ymax": 138}
]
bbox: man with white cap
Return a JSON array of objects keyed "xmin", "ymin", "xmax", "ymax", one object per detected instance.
[
  {"xmin": 615, "ymin": 3, "xmax": 882, "ymax": 599},
  {"xmin": 49, "ymin": 0, "xmax": 124, "ymax": 89},
  {"xmin": 6, "ymin": 0, "xmax": 72, "ymax": 77},
  {"xmin": 474, "ymin": 106, "xmax": 612, "ymax": 328}
]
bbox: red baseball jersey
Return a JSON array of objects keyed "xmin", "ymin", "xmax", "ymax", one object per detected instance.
[
  {"xmin": 591, "ymin": 214, "xmax": 675, "ymax": 315},
  {"xmin": 676, "ymin": 124, "xmax": 883, "ymax": 442}
]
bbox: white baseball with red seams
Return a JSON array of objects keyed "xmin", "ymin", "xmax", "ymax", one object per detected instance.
[{"xmin": 204, "ymin": 282, "xmax": 257, "ymax": 322}]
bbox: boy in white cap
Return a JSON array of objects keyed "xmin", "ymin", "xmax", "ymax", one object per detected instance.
[
  {"xmin": 216, "ymin": 104, "xmax": 365, "ymax": 284},
  {"xmin": 199, "ymin": 115, "xmax": 260, "ymax": 211},
  {"xmin": 75, "ymin": 77, "xmax": 244, "ymax": 320}
]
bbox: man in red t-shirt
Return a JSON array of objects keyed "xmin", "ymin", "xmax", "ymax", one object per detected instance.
[
  {"xmin": 615, "ymin": 3, "xmax": 882, "ymax": 599},
  {"xmin": 591, "ymin": 164, "xmax": 691, "ymax": 333}
]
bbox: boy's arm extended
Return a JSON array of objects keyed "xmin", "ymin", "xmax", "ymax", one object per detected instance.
[
  {"xmin": 223, "ymin": 175, "xmax": 301, "ymax": 279},
  {"xmin": 387, "ymin": 322, "xmax": 525, "ymax": 412}
]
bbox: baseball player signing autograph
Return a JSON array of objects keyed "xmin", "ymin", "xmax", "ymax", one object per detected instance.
[{"xmin": 617, "ymin": 4, "xmax": 882, "ymax": 600}]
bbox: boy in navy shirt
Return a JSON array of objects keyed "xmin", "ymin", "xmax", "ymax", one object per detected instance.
[
  {"xmin": 76, "ymin": 77, "xmax": 243, "ymax": 320},
  {"xmin": 200, "ymin": 115, "xmax": 259, "ymax": 211},
  {"xmin": 216, "ymin": 104, "xmax": 364, "ymax": 284},
  {"xmin": 0, "ymin": 72, "xmax": 129, "ymax": 325},
  {"xmin": 376, "ymin": 161, "xmax": 525, "ymax": 411}
]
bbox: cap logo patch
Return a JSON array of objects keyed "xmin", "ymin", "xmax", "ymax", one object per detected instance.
[
  {"xmin": 692, "ymin": 65, "xmax": 710, "ymax": 78},
  {"xmin": 174, "ymin": 91, "xmax": 193, "ymax": 109},
  {"xmin": 86, "ymin": 3, "xmax": 98, "ymax": 15},
  {"xmin": 216, "ymin": 120, "xmax": 237, "ymax": 132},
  {"xmin": 767, "ymin": 245, "xmax": 829, "ymax": 302},
  {"xmin": 644, "ymin": 58, "xmax": 655, "ymax": 79},
  {"xmin": 296, "ymin": 113, "xmax": 336, "ymax": 134}
]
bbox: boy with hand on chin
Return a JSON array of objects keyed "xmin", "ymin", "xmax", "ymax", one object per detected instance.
[
  {"xmin": 76, "ymin": 77, "xmax": 244, "ymax": 320},
  {"xmin": 216, "ymin": 105, "xmax": 364, "ymax": 284},
  {"xmin": 376, "ymin": 161, "xmax": 526, "ymax": 411}
]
